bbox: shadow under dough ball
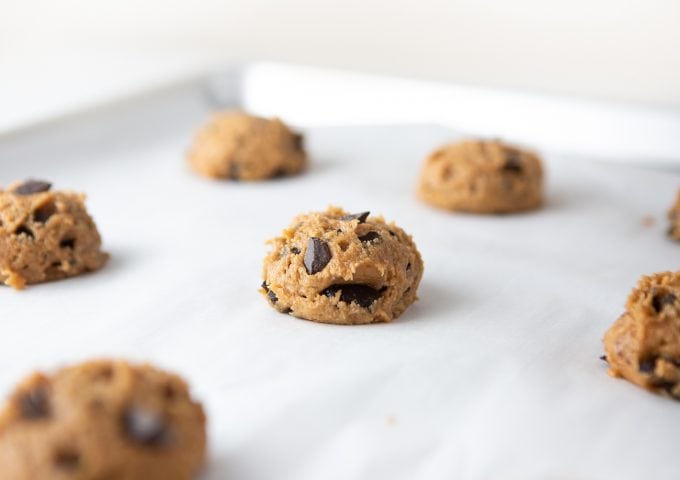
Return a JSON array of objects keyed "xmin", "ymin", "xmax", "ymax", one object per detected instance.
[
  {"xmin": 186, "ymin": 110, "xmax": 307, "ymax": 181},
  {"xmin": 261, "ymin": 206, "xmax": 424, "ymax": 325},
  {"xmin": 417, "ymin": 139, "xmax": 544, "ymax": 214},
  {"xmin": 0, "ymin": 179, "xmax": 108, "ymax": 289}
]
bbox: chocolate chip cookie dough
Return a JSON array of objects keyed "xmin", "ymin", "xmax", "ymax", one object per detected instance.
[
  {"xmin": 187, "ymin": 110, "xmax": 307, "ymax": 181},
  {"xmin": 0, "ymin": 180, "xmax": 108, "ymax": 289},
  {"xmin": 261, "ymin": 207, "xmax": 424, "ymax": 325},
  {"xmin": 668, "ymin": 189, "xmax": 680, "ymax": 241},
  {"xmin": 603, "ymin": 272, "xmax": 680, "ymax": 400},
  {"xmin": 0, "ymin": 359, "xmax": 207, "ymax": 479},
  {"xmin": 417, "ymin": 139, "xmax": 544, "ymax": 214}
]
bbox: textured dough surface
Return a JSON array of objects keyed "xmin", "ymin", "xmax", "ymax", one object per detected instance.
[
  {"xmin": 187, "ymin": 110, "xmax": 307, "ymax": 181},
  {"xmin": 0, "ymin": 180, "xmax": 108, "ymax": 289},
  {"xmin": 603, "ymin": 272, "xmax": 680, "ymax": 400},
  {"xmin": 668, "ymin": 189, "xmax": 680, "ymax": 241},
  {"xmin": 261, "ymin": 206, "xmax": 424, "ymax": 325},
  {"xmin": 0, "ymin": 359, "xmax": 207, "ymax": 479},
  {"xmin": 417, "ymin": 139, "xmax": 543, "ymax": 213}
]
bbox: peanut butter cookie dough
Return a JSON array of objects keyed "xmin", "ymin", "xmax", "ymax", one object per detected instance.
[
  {"xmin": 668, "ymin": 189, "xmax": 680, "ymax": 241},
  {"xmin": 0, "ymin": 359, "xmax": 207, "ymax": 479},
  {"xmin": 417, "ymin": 139, "xmax": 544, "ymax": 214},
  {"xmin": 603, "ymin": 272, "xmax": 680, "ymax": 400},
  {"xmin": 0, "ymin": 180, "xmax": 108, "ymax": 289},
  {"xmin": 261, "ymin": 207, "xmax": 424, "ymax": 325},
  {"xmin": 187, "ymin": 110, "xmax": 307, "ymax": 181}
]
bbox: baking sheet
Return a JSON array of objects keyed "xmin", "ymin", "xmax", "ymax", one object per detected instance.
[{"xmin": 1, "ymin": 77, "xmax": 680, "ymax": 480}]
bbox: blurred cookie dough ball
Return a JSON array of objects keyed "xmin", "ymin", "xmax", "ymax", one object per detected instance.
[
  {"xmin": 417, "ymin": 139, "xmax": 544, "ymax": 214},
  {"xmin": 187, "ymin": 110, "xmax": 307, "ymax": 181}
]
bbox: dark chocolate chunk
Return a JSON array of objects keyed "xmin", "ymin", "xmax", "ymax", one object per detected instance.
[
  {"xmin": 162, "ymin": 383, "xmax": 177, "ymax": 401},
  {"xmin": 271, "ymin": 168, "xmax": 287, "ymax": 179},
  {"xmin": 261, "ymin": 281, "xmax": 269, "ymax": 292},
  {"xmin": 13, "ymin": 180, "xmax": 52, "ymax": 195},
  {"xmin": 638, "ymin": 358, "xmax": 656, "ymax": 374},
  {"xmin": 652, "ymin": 292, "xmax": 676, "ymax": 313},
  {"xmin": 599, "ymin": 355, "xmax": 608, "ymax": 362},
  {"xmin": 358, "ymin": 231, "xmax": 381, "ymax": 244},
  {"xmin": 59, "ymin": 238, "xmax": 75, "ymax": 249},
  {"xmin": 19, "ymin": 387, "xmax": 50, "ymax": 420},
  {"xmin": 33, "ymin": 202, "xmax": 57, "ymax": 223},
  {"xmin": 304, "ymin": 238, "xmax": 332, "ymax": 274},
  {"xmin": 653, "ymin": 380, "xmax": 678, "ymax": 399},
  {"xmin": 229, "ymin": 162, "xmax": 240, "ymax": 181},
  {"xmin": 292, "ymin": 133, "xmax": 304, "ymax": 150},
  {"xmin": 122, "ymin": 407, "xmax": 172, "ymax": 447},
  {"xmin": 322, "ymin": 284, "xmax": 384, "ymax": 308},
  {"xmin": 502, "ymin": 151, "xmax": 523, "ymax": 173},
  {"xmin": 340, "ymin": 211, "xmax": 370, "ymax": 223},
  {"xmin": 14, "ymin": 225, "xmax": 34, "ymax": 239},
  {"xmin": 54, "ymin": 449, "xmax": 80, "ymax": 469},
  {"xmin": 267, "ymin": 289, "xmax": 278, "ymax": 304},
  {"xmin": 406, "ymin": 263, "xmax": 411, "ymax": 271},
  {"xmin": 290, "ymin": 247, "xmax": 301, "ymax": 254},
  {"xmin": 281, "ymin": 307, "xmax": 293, "ymax": 315}
]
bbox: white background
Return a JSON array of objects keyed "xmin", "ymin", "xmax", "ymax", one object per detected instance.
[{"xmin": 3, "ymin": 0, "xmax": 680, "ymax": 107}]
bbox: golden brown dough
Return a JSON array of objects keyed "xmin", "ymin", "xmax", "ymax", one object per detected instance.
[
  {"xmin": 603, "ymin": 271, "xmax": 680, "ymax": 400},
  {"xmin": 0, "ymin": 359, "xmax": 207, "ymax": 479},
  {"xmin": 0, "ymin": 180, "xmax": 108, "ymax": 289},
  {"xmin": 261, "ymin": 206, "xmax": 424, "ymax": 325},
  {"xmin": 187, "ymin": 110, "xmax": 307, "ymax": 181},
  {"xmin": 417, "ymin": 139, "xmax": 543, "ymax": 214}
]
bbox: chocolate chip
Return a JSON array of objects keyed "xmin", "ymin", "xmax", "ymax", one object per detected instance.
[
  {"xmin": 59, "ymin": 238, "xmax": 75, "ymax": 249},
  {"xmin": 33, "ymin": 202, "xmax": 57, "ymax": 223},
  {"xmin": 272, "ymin": 168, "xmax": 287, "ymax": 179},
  {"xmin": 502, "ymin": 151, "xmax": 523, "ymax": 173},
  {"xmin": 267, "ymin": 289, "xmax": 278, "ymax": 304},
  {"xmin": 54, "ymin": 449, "xmax": 80, "ymax": 469},
  {"xmin": 388, "ymin": 230, "xmax": 397, "ymax": 237},
  {"xmin": 322, "ymin": 284, "xmax": 384, "ymax": 308},
  {"xmin": 122, "ymin": 407, "xmax": 172, "ymax": 447},
  {"xmin": 358, "ymin": 232, "xmax": 380, "ymax": 244},
  {"xmin": 653, "ymin": 380, "xmax": 678, "ymax": 398},
  {"xmin": 290, "ymin": 247, "xmax": 301, "ymax": 254},
  {"xmin": 229, "ymin": 163, "xmax": 240, "ymax": 181},
  {"xmin": 304, "ymin": 238, "xmax": 332, "ymax": 274},
  {"xmin": 14, "ymin": 225, "xmax": 34, "ymax": 239},
  {"xmin": 13, "ymin": 180, "xmax": 52, "ymax": 195},
  {"xmin": 19, "ymin": 387, "xmax": 50, "ymax": 420},
  {"xmin": 162, "ymin": 384, "xmax": 177, "ymax": 401},
  {"xmin": 292, "ymin": 133, "xmax": 304, "ymax": 150},
  {"xmin": 639, "ymin": 358, "xmax": 656, "ymax": 374},
  {"xmin": 340, "ymin": 212, "xmax": 369, "ymax": 223},
  {"xmin": 406, "ymin": 263, "xmax": 411, "ymax": 271},
  {"xmin": 652, "ymin": 292, "xmax": 676, "ymax": 313},
  {"xmin": 281, "ymin": 307, "xmax": 293, "ymax": 315},
  {"xmin": 599, "ymin": 355, "xmax": 608, "ymax": 362}
]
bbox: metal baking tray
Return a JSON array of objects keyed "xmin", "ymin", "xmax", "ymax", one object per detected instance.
[{"xmin": 1, "ymin": 63, "xmax": 679, "ymax": 480}]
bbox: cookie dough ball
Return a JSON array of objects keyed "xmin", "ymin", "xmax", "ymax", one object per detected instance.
[
  {"xmin": 603, "ymin": 272, "xmax": 680, "ymax": 400},
  {"xmin": 417, "ymin": 139, "xmax": 544, "ymax": 214},
  {"xmin": 0, "ymin": 180, "xmax": 108, "ymax": 289},
  {"xmin": 0, "ymin": 359, "xmax": 207, "ymax": 479},
  {"xmin": 261, "ymin": 206, "xmax": 424, "ymax": 325},
  {"xmin": 187, "ymin": 110, "xmax": 307, "ymax": 181},
  {"xmin": 668, "ymin": 189, "xmax": 680, "ymax": 241}
]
